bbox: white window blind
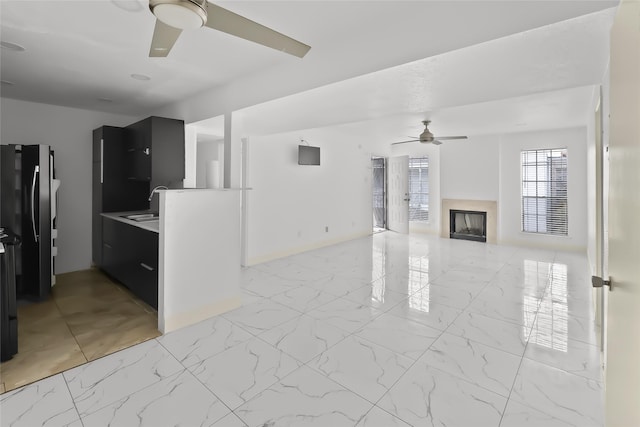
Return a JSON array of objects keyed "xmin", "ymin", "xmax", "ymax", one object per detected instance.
[
  {"xmin": 409, "ymin": 156, "xmax": 429, "ymax": 222},
  {"xmin": 521, "ymin": 149, "xmax": 568, "ymax": 235}
]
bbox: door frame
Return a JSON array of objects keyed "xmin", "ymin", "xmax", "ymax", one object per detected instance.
[
  {"xmin": 594, "ymin": 87, "xmax": 608, "ymax": 360},
  {"xmin": 371, "ymin": 156, "xmax": 387, "ymax": 232}
]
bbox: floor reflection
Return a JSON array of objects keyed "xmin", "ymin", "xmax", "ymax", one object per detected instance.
[
  {"xmin": 529, "ymin": 262, "xmax": 569, "ymax": 352},
  {"xmin": 521, "ymin": 260, "xmax": 547, "ymax": 339},
  {"xmin": 371, "ymin": 236, "xmax": 387, "ymax": 283},
  {"xmin": 370, "ymin": 278, "xmax": 388, "ymax": 305},
  {"xmin": 408, "ymin": 286, "xmax": 430, "ymax": 313}
]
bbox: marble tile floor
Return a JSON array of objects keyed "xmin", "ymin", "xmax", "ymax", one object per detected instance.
[
  {"xmin": 0, "ymin": 269, "xmax": 160, "ymax": 393},
  {"xmin": 0, "ymin": 232, "xmax": 604, "ymax": 427}
]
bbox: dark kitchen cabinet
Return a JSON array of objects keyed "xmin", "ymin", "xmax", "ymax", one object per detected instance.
[
  {"xmin": 93, "ymin": 116, "xmax": 184, "ymax": 308},
  {"xmin": 125, "ymin": 118, "xmax": 151, "ymax": 181},
  {"xmin": 126, "ymin": 228, "xmax": 159, "ymax": 310},
  {"xmin": 101, "ymin": 216, "xmax": 128, "ymax": 283},
  {"xmin": 92, "ymin": 127, "xmax": 149, "ymax": 267},
  {"xmin": 102, "ymin": 217, "xmax": 158, "ymax": 309},
  {"xmin": 125, "ymin": 117, "xmax": 185, "ymax": 190}
]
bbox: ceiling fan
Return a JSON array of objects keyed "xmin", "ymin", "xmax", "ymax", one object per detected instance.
[
  {"xmin": 147, "ymin": 0, "xmax": 311, "ymax": 58},
  {"xmin": 392, "ymin": 120, "xmax": 468, "ymax": 146}
]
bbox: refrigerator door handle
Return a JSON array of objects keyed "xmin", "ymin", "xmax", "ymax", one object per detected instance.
[{"xmin": 31, "ymin": 165, "xmax": 39, "ymax": 242}]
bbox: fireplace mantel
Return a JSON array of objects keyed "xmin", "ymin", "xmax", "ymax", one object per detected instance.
[{"xmin": 441, "ymin": 199, "xmax": 497, "ymax": 244}]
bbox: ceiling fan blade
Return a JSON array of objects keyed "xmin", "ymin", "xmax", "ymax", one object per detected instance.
[
  {"xmin": 149, "ymin": 19, "xmax": 182, "ymax": 57},
  {"xmin": 392, "ymin": 140, "xmax": 420, "ymax": 145},
  {"xmin": 205, "ymin": 2, "xmax": 311, "ymax": 58},
  {"xmin": 434, "ymin": 136, "xmax": 468, "ymax": 140},
  {"xmin": 432, "ymin": 140, "xmax": 443, "ymax": 145}
]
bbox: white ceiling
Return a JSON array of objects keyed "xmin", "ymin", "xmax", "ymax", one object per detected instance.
[
  {"xmin": 193, "ymin": 85, "xmax": 597, "ymax": 144},
  {"xmin": 0, "ymin": 0, "xmax": 296, "ymax": 114},
  {"xmin": 192, "ymin": 7, "xmax": 614, "ymax": 143},
  {"xmin": 327, "ymin": 86, "xmax": 597, "ymax": 145},
  {"xmin": 1, "ymin": 0, "xmax": 618, "ymax": 121}
]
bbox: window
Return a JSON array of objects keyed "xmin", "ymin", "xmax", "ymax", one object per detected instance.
[
  {"xmin": 521, "ymin": 149, "xmax": 568, "ymax": 235},
  {"xmin": 408, "ymin": 156, "xmax": 429, "ymax": 222}
]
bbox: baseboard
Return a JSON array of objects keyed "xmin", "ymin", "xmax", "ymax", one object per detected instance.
[
  {"xmin": 247, "ymin": 231, "xmax": 372, "ymax": 266},
  {"xmin": 161, "ymin": 296, "xmax": 242, "ymax": 334}
]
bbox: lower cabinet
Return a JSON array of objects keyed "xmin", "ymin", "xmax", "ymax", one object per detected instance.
[{"xmin": 102, "ymin": 217, "xmax": 158, "ymax": 309}]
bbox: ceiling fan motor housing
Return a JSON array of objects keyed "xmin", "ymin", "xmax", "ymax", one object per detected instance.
[
  {"xmin": 419, "ymin": 120, "xmax": 434, "ymax": 142},
  {"xmin": 392, "ymin": 120, "xmax": 466, "ymax": 146},
  {"xmin": 150, "ymin": 0, "xmax": 208, "ymax": 30}
]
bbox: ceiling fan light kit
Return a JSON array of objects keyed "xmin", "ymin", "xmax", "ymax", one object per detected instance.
[{"xmin": 150, "ymin": 0, "xmax": 206, "ymax": 30}]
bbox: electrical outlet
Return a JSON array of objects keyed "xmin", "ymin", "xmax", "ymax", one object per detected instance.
[{"xmin": 325, "ymin": 226, "xmax": 329, "ymax": 232}]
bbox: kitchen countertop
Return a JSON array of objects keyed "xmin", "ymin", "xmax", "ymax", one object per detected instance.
[{"xmin": 100, "ymin": 211, "xmax": 159, "ymax": 233}]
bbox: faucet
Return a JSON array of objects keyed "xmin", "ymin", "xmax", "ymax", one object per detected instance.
[{"xmin": 148, "ymin": 185, "xmax": 168, "ymax": 202}]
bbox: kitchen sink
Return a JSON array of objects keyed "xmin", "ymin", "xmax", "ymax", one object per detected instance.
[{"xmin": 122, "ymin": 213, "xmax": 159, "ymax": 222}]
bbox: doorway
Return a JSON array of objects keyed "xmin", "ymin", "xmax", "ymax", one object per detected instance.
[{"xmin": 372, "ymin": 157, "xmax": 387, "ymax": 233}]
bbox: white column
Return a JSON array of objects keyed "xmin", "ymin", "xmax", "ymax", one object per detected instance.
[
  {"xmin": 223, "ymin": 112, "xmax": 244, "ymax": 188},
  {"xmin": 183, "ymin": 125, "xmax": 198, "ymax": 188},
  {"xmin": 241, "ymin": 137, "xmax": 250, "ymax": 266}
]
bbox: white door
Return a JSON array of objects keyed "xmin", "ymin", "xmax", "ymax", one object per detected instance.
[
  {"xmin": 388, "ymin": 156, "xmax": 409, "ymax": 234},
  {"xmin": 605, "ymin": 1, "xmax": 640, "ymax": 424}
]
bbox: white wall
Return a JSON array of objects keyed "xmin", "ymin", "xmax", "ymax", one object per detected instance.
[
  {"xmin": 184, "ymin": 125, "xmax": 197, "ymax": 188},
  {"xmin": 244, "ymin": 124, "xmax": 589, "ymax": 262},
  {"xmin": 407, "ymin": 128, "xmax": 588, "ymax": 252},
  {"xmin": 196, "ymin": 139, "xmax": 223, "ymax": 188},
  {"xmin": 440, "ymin": 136, "xmax": 500, "ymax": 201},
  {"xmin": 389, "ymin": 135, "xmax": 498, "ymax": 236},
  {"xmin": 159, "ymin": 190, "xmax": 240, "ymax": 333},
  {"xmin": 498, "ymin": 127, "xmax": 588, "ymax": 251},
  {"xmin": 241, "ymin": 123, "xmax": 589, "ymax": 263},
  {"xmin": 246, "ymin": 127, "xmax": 374, "ymax": 264},
  {"xmin": 0, "ymin": 98, "xmax": 136, "ymax": 273}
]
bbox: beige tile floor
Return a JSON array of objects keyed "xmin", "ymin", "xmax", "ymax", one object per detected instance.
[{"xmin": 0, "ymin": 269, "xmax": 160, "ymax": 392}]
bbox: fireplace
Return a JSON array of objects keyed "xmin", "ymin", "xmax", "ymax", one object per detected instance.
[{"xmin": 450, "ymin": 209, "xmax": 487, "ymax": 242}]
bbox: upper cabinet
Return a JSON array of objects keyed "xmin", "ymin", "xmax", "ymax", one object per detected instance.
[
  {"xmin": 92, "ymin": 126, "xmax": 149, "ymax": 266},
  {"xmin": 125, "ymin": 118, "xmax": 152, "ymax": 182},
  {"xmin": 93, "ymin": 126, "xmax": 150, "ymax": 212},
  {"xmin": 125, "ymin": 117, "xmax": 185, "ymax": 189}
]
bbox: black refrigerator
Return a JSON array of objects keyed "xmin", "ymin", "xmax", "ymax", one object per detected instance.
[{"xmin": 0, "ymin": 144, "xmax": 60, "ymax": 300}]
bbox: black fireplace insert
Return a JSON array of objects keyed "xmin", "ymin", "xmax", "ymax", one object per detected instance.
[{"xmin": 450, "ymin": 209, "xmax": 487, "ymax": 242}]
